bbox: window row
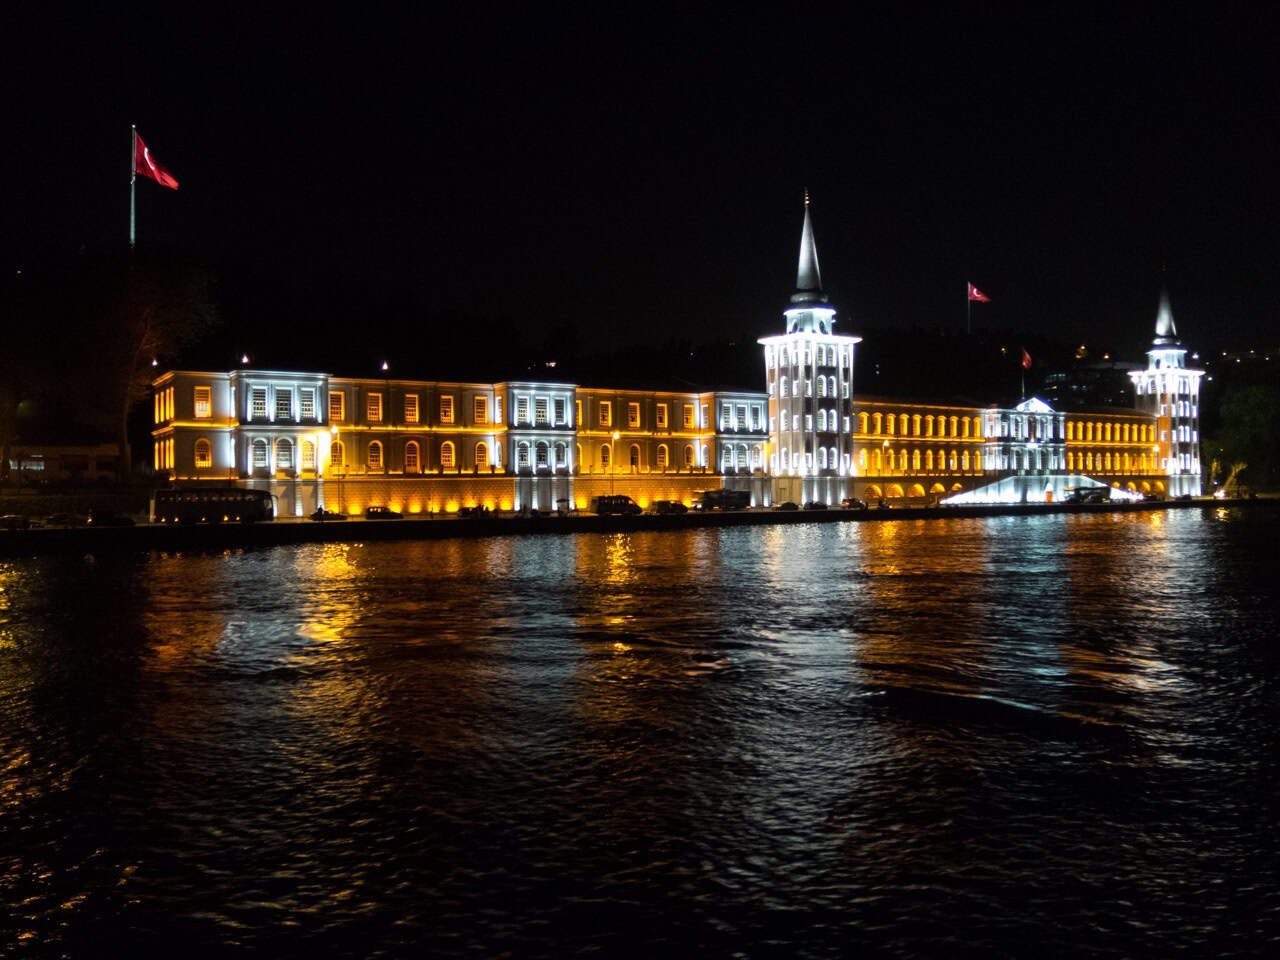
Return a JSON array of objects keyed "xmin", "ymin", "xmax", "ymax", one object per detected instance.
[
  {"xmin": 856, "ymin": 447, "xmax": 983, "ymax": 474},
  {"xmin": 778, "ymin": 375, "xmax": 849, "ymax": 400},
  {"xmin": 330, "ymin": 439, "xmax": 499, "ymax": 472},
  {"xmin": 1066, "ymin": 451, "xmax": 1156, "ymax": 473},
  {"xmin": 1066, "ymin": 420, "xmax": 1154, "ymax": 443},
  {"xmin": 857, "ymin": 411, "xmax": 984, "ymax": 439},
  {"xmin": 590, "ymin": 400, "xmax": 701, "ymax": 430},
  {"xmin": 331, "ymin": 392, "xmax": 493, "ymax": 426}
]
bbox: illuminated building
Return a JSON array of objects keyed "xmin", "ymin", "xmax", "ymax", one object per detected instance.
[
  {"xmin": 1129, "ymin": 290, "xmax": 1203, "ymax": 496},
  {"xmin": 758, "ymin": 194, "xmax": 861, "ymax": 505},
  {"xmin": 151, "ymin": 205, "xmax": 1202, "ymax": 511}
]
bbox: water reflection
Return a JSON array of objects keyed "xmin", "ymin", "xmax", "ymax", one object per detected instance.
[{"xmin": 0, "ymin": 509, "xmax": 1277, "ymax": 956}]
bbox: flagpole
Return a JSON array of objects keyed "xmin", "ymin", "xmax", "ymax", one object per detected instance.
[
  {"xmin": 966, "ymin": 281, "xmax": 971, "ymax": 335},
  {"xmin": 129, "ymin": 124, "xmax": 136, "ymax": 249}
]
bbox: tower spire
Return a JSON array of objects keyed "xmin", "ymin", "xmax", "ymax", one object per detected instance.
[
  {"xmin": 793, "ymin": 191, "xmax": 823, "ymax": 302},
  {"xmin": 1154, "ymin": 287, "xmax": 1178, "ymax": 343}
]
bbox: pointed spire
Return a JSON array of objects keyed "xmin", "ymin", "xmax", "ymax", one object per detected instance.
[
  {"xmin": 793, "ymin": 191, "xmax": 823, "ymax": 302},
  {"xmin": 1154, "ymin": 288, "xmax": 1178, "ymax": 343}
]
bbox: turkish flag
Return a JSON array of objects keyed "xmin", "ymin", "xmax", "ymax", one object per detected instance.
[
  {"xmin": 968, "ymin": 282, "xmax": 991, "ymax": 303},
  {"xmin": 134, "ymin": 133, "xmax": 179, "ymax": 189},
  {"xmin": 1021, "ymin": 348, "xmax": 1032, "ymax": 370}
]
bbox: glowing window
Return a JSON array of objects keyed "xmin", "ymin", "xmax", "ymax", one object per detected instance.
[
  {"xmin": 367, "ymin": 393, "xmax": 382, "ymax": 423},
  {"xmin": 194, "ymin": 438, "xmax": 212, "ymax": 468},
  {"xmin": 575, "ymin": 400, "xmax": 582, "ymax": 426},
  {"xmin": 554, "ymin": 398, "xmax": 566, "ymax": 424},
  {"xmin": 474, "ymin": 395, "xmax": 489, "ymax": 424},
  {"xmin": 628, "ymin": 402, "xmax": 640, "ymax": 428},
  {"xmin": 629, "ymin": 444, "xmax": 640, "ymax": 468},
  {"xmin": 600, "ymin": 444, "xmax": 611, "ymax": 468},
  {"xmin": 367, "ymin": 441, "xmax": 382, "ymax": 469},
  {"xmin": 535, "ymin": 398, "xmax": 549, "ymax": 425},
  {"xmin": 300, "ymin": 389, "xmax": 315, "ymax": 421},
  {"xmin": 475, "ymin": 442, "xmax": 488, "ymax": 468},
  {"xmin": 440, "ymin": 395, "xmax": 454, "ymax": 424},
  {"xmin": 701, "ymin": 404, "xmax": 709, "ymax": 428},
  {"xmin": 555, "ymin": 442, "xmax": 566, "ymax": 466},
  {"xmin": 252, "ymin": 439, "xmax": 268, "ymax": 468},
  {"xmin": 302, "ymin": 440, "xmax": 316, "ymax": 470},
  {"xmin": 404, "ymin": 394, "xmax": 419, "ymax": 424},
  {"xmin": 440, "ymin": 441, "xmax": 456, "ymax": 469},
  {"xmin": 536, "ymin": 442, "xmax": 549, "ymax": 467},
  {"xmin": 683, "ymin": 404, "xmax": 694, "ymax": 428},
  {"xmin": 516, "ymin": 396, "xmax": 529, "ymax": 424},
  {"xmin": 329, "ymin": 391, "xmax": 345, "ymax": 421},
  {"xmin": 657, "ymin": 444, "xmax": 669, "ymax": 468},
  {"xmin": 275, "ymin": 391, "xmax": 292, "ymax": 421},
  {"xmin": 276, "ymin": 438, "xmax": 293, "ymax": 470},
  {"xmin": 251, "ymin": 388, "xmax": 267, "ymax": 420},
  {"xmin": 683, "ymin": 444, "xmax": 694, "ymax": 468},
  {"xmin": 331, "ymin": 441, "xmax": 345, "ymax": 467},
  {"xmin": 194, "ymin": 386, "xmax": 212, "ymax": 419},
  {"xmin": 656, "ymin": 404, "xmax": 668, "ymax": 428},
  {"xmin": 404, "ymin": 441, "xmax": 420, "ymax": 473},
  {"xmin": 600, "ymin": 401, "xmax": 612, "ymax": 427},
  {"xmin": 517, "ymin": 443, "xmax": 529, "ymax": 469}
]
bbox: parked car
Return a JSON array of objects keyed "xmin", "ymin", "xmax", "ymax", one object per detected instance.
[
  {"xmin": 776, "ymin": 501, "xmax": 799, "ymax": 511},
  {"xmin": 802, "ymin": 501, "xmax": 827, "ymax": 511},
  {"xmin": 651, "ymin": 500, "xmax": 688, "ymax": 515},
  {"xmin": 86, "ymin": 508, "xmax": 135, "ymax": 527},
  {"xmin": 458, "ymin": 505, "xmax": 491, "ymax": 518},
  {"xmin": 590, "ymin": 495, "xmax": 643, "ymax": 516},
  {"xmin": 45, "ymin": 512, "xmax": 85, "ymax": 527},
  {"xmin": 840, "ymin": 498, "xmax": 868, "ymax": 511},
  {"xmin": 365, "ymin": 505, "xmax": 403, "ymax": 519},
  {"xmin": 1, "ymin": 514, "xmax": 30, "ymax": 531},
  {"xmin": 309, "ymin": 508, "xmax": 347, "ymax": 521}
]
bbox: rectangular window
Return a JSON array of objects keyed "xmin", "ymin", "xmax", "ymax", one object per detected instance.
[
  {"xmin": 474, "ymin": 395, "xmax": 488, "ymax": 424},
  {"xmin": 701, "ymin": 404, "xmax": 709, "ymax": 429},
  {"xmin": 329, "ymin": 391, "xmax": 344, "ymax": 421},
  {"xmin": 535, "ymin": 398, "xmax": 549, "ymax": 425},
  {"xmin": 626, "ymin": 402, "xmax": 639, "ymax": 428},
  {"xmin": 495, "ymin": 395, "xmax": 503, "ymax": 423},
  {"xmin": 656, "ymin": 404, "xmax": 667, "ymax": 428},
  {"xmin": 300, "ymin": 389, "xmax": 315, "ymax": 420},
  {"xmin": 367, "ymin": 392, "xmax": 382, "ymax": 423},
  {"xmin": 276, "ymin": 390, "xmax": 292, "ymax": 421},
  {"xmin": 599, "ymin": 401, "xmax": 612, "ymax": 427},
  {"xmin": 516, "ymin": 396, "xmax": 530, "ymax": 424},
  {"xmin": 575, "ymin": 399, "xmax": 582, "ymax": 426},
  {"xmin": 193, "ymin": 386, "xmax": 212, "ymax": 419},
  {"xmin": 302, "ymin": 442, "xmax": 316, "ymax": 470},
  {"xmin": 683, "ymin": 403, "xmax": 694, "ymax": 428},
  {"xmin": 439, "ymin": 395, "xmax": 453, "ymax": 424},
  {"xmin": 737, "ymin": 405, "xmax": 747, "ymax": 430},
  {"xmin": 251, "ymin": 388, "xmax": 267, "ymax": 420},
  {"xmin": 404, "ymin": 444, "xmax": 419, "ymax": 472},
  {"xmin": 554, "ymin": 397, "xmax": 566, "ymax": 424},
  {"xmin": 404, "ymin": 394, "xmax": 419, "ymax": 424}
]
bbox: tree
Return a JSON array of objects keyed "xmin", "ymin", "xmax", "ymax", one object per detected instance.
[{"xmin": 1204, "ymin": 384, "xmax": 1280, "ymax": 492}]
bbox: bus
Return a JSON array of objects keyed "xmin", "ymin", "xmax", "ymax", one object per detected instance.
[
  {"xmin": 151, "ymin": 488, "xmax": 277, "ymax": 524},
  {"xmin": 695, "ymin": 489, "xmax": 751, "ymax": 511}
]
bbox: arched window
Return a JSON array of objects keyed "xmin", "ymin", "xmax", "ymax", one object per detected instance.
[
  {"xmin": 858, "ymin": 449, "xmax": 867, "ymax": 472},
  {"xmin": 302, "ymin": 440, "xmax": 316, "ymax": 470},
  {"xmin": 818, "ymin": 377, "xmax": 827, "ymax": 398},
  {"xmin": 886, "ymin": 413, "xmax": 895, "ymax": 435},
  {"xmin": 926, "ymin": 449, "xmax": 934, "ymax": 471},
  {"xmin": 820, "ymin": 447, "xmax": 828, "ymax": 469},
  {"xmin": 858, "ymin": 412, "xmax": 868, "ymax": 433},
  {"xmin": 194, "ymin": 438, "xmax": 212, "ymax": 468},
  {"xmin": 780, "ymin": 376, "xmax": 788, "ymax": 398},
  {"xmin": 555, "ymin": 442, "xmax": 567, "ymax": 468},
  {"xmin": 873, "ymin": 412, "xmax": 882, "ymax": 434},
  {"xmin": 1067, "ymin": 421, "xmax": 1074, "ymax": 440},
  {"xmin": 657, "ymin": 443, "xmax": 669, "ymax": 469},
  {"xmin": 817, "ymin": 409, "xmax": 827, "ymax": 432},
  {"xmin": 404, "ymin": 441, "xmax": 420, "ymax": 473},
  {"xmin": 962, "ymin": 451, "xmax": 970, "ymax": 471},
  {"xmin": 440, "ymin": 441, "xmax": 455, "ymax": 469},
  {"xmin": 885, "ymin": 449, "xmax": 894, "ymax": 471},
  {"xmin": 367, "ymin": 440, "xmax": 382, "ymax": 469},
  {"xmin": 574, "ymin": 443, "xmax": 582, "ymax": 473},
  {"xmin": 780, "ymin": 347, "xmax": 788, "ymax": 367},
  {"xmin": 330, "ymin": 440, "xmax": 345, "ymax": 468},
  {"xmin": 950, "ymin": 416, "xmax": 959, "ymax": 436},
  {"xmin": 276, "ymin": 438, "xmax": 293, "ymax": 471},
  {"xmin": 629, "ymin": 444, "xmax": 640, "ymax": 470},
  {"xmin": 600, "ymin": 444, "xmax": 611, "ymax": 468},
  {"xmin": 475, "ymin": 441, "xmax": 489, "ymax": 469},
  {"xmin": 252, "ymin": 439, "xmax": 268, "ymax": 470},
  {"xmin": 900, "ymin": 414, "xmax": 909, "ymax": 435},
  {"xmin": 972, "ymin": 416, "xmax": 981, "ymax": 437},
  {"xmin": 872, "ymin": 449, "xmax": 882, "ymax": 473},
  {"xmin": 701, "ymin": 444, "xmax": 709, "ymax": 469},
  {"xmin": 830, "ymin": 376, "xmax": 838, "ymax": 398},
  {"xmin": 751, "ymin": 446, "xmax": 761, "ymax": 470},
  {"xmin": 962, "ymin": 418, "xmax": 970, "ymax": 438},
  {"xmin": 925, "ymin": 415, "xmax": 934, "ymax": 437},
  {"xmin": 517, "ymin": 442, "xmax": 530, "ymax": 470},
  {"xmin": 913, "ymin": 449, "xmax": 921, "ymax": 471},
  {"xmin": 536, "ymin": 441, "xmax": 549, "ymax": 468},
  {"xmin": 974, "ymin": 451, "xmax": 982, "ymax": 471},
  {"xmin": 1105, "ymin": 423, "xmax": 1112, "ymax": 442},
  {"xmin": 680, "ymin": 444, "xmax": 691, "ymax": 468}
]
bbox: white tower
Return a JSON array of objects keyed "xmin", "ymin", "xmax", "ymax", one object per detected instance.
[
  {"xmin": 1129, "ymin": 290, "xmax": 1204, "ymax": 496},
  {"xmin": 759, "ymin": 194, "xmax": 861, "ymax": 505}
]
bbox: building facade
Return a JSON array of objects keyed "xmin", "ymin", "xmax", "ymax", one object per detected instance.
[{"xmin": 152, "ymin": 200, "xmax": 1201, "ymax": 511}]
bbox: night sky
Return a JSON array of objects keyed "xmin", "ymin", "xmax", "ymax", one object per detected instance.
[{"xmin": 7, "ymin": 6, "xmax": 1279, "ymax": 373}]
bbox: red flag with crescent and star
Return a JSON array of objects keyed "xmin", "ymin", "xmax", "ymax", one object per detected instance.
[
  {"xmin": 1022, "ymin": 348, "xmax": 1032, "ymax": 370},
  {"xmin": 968, "ymin": 282, "xmax": 991, "ymax": 303},
  {"xmin": 133, "ymin": 133, "xmax": 179, "ymax": 190}
]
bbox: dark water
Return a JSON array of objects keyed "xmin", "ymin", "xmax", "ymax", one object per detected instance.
[{"xmin": 2, "ymin": 508, "xmax": 1278, "ymax": 957}]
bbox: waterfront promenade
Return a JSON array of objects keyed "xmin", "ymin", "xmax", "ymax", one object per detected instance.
[{"xmin": 0, "ymin": 497, "xmax": 1258, "ymax": 557}]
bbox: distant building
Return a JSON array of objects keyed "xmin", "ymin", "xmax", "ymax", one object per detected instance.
[
  {"xmin": 152, "ymin": 199, "xmax": 1200, "ymax": 511},
  {"xmin": 1041, "ymin": 359, "xmax": 1141, "ymax": 409},
  {"xmin": 5, "ymin": 443, "xmax": 121, "ymax": 483}
]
